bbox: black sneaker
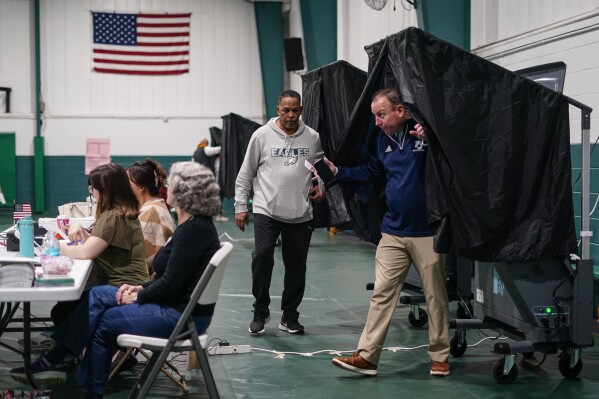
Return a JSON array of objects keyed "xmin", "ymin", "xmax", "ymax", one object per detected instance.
[
  {"xmin": 278, "ymin": 316, "xmax": 304, "ymax": 334},
  {"xmin": 249, "ymin": 309, "xmax": 270, "ymax": 335},
  {"xmin": 10, "ymin": 355, "xmax": 66, "ymax": 384}
]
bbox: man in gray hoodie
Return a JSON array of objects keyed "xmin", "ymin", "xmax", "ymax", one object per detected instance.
[{"xmin": 234, "ymin": 89, "xmax": 325, "ymax": 335}]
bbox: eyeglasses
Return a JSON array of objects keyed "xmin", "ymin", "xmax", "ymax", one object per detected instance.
[{"xmin": 88, "ymin": 186, "xmax": 97, "ymax": 205}]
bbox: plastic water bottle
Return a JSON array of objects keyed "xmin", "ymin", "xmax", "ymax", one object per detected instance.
[
  {"xmin": 43, "ymin": 232, "xmax": 60, "ymax": 256},
  {"xmin": 18, "ymin": 216, "xmax": 35, "ymax": 258}
]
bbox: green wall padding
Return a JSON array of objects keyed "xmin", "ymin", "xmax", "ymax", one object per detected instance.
[
  {"xmin": 16, "ymin": 156, "xmax": 189, "ymax": 213},
  {"xmin": 0, "ymin": 133, "xmax": 16, "ymax": 208},
  {"xmin": 13, "ymin": 148, "xmax": 597, "ymax": 266},
  {"xmin": 417, "ymin": 0, "xmax": 471, "ymax": 51},
  {"xmin": 299, "ymin": 0, "xmax": 337, "ymax": 71},
  {"xmin": 254, "ymin": 2, "xmax": 284, "ymax": 119}
]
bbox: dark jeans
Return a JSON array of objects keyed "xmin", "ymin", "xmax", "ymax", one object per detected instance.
[
  {"xmin": 50, "ymin": 282, "xmax": 97, "ymax": 327},
  {"xmin": 52, "ymin": 286, "xmax": 211, "ymax": 396},
  {"xmin": 251, "ymin": 214, "xmax": 313, "ymax": 320}
]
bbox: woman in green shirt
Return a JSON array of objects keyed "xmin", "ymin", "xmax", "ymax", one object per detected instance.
[{"xmin": 51, "ymin": 163, "xmax": 150, "ymax": 325}]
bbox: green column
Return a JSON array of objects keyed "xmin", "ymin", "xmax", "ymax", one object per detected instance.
[
  {"xmin": 0, "ymin": 133, "xmax": 16, "ymax": 208},
  {"xmin": 254, "ymin": 2, "xmax": 283, "ymax": 120},
  {"xmin": 34, "ymin": 0, "xmax": 45, "ymax": 212},
  {"xmin": 416, "ymin": 0, "xmax": 471, "ymax": 51},
  {"xmin": 34, "ymin": 136, "xmax": 45, "ymax": 212},
  {"xmin": 300, "ymin": 0, "xmax": 337, "ymax": 70}
]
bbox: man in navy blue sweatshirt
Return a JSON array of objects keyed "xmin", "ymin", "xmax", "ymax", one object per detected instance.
[{"xmin": 327, "ymin": 87, "xmax": 450, "ymax": 377}]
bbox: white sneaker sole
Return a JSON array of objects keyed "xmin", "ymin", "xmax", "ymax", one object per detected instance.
[
  {"xmin": 278, "ymin": 323, "xmax": 304, "ymax": 334},
  {"xmin": 331, "ymin": 358, "xmax": 377, "ymax": 376},
  {"xmin": 10, "ymin": 370, "xmax": 66, "ymax": 384},
  {"xmin": 248, "ymin": 315, "xmax": 271, "ymax": 335},
  {"xmin": 430, "ymin": 370, "xmax": 450, "ymax": 376}
]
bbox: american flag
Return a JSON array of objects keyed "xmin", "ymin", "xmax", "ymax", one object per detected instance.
[
  {"xmin": 92, "ymin": 12, "xmax": 191, "ymax": 75},
  {"xmin": 13, "ymin": 203, "xmax": 32, "ymax": 223}
]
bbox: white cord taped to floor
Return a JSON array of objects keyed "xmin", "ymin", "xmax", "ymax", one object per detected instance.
[{"xmin": 231, "ymin": 336, "xmax": 508, "ymax": 358}]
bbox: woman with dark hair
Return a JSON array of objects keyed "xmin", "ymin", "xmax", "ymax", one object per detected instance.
[
  {"xmin": 127, "ymin": 158, "xmax": 176, "ymax": 274},
  {"xmin": 11, "ymin": 163, "xmax": 222, "ymax": 397},
  {"xmin": 62, "ymin": 163, "xmax": 149, "ymax": 286},
  {"xmin": 48, "ymin": 163, "xmax": 151, "ymax": 336}
]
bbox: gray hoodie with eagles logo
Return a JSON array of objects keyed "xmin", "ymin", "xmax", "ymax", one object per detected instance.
[{"xmin": 234, "ymin": 117, "xmax": 324, "ymax": 223}]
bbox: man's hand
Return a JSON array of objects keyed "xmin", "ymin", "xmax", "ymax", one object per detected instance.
[
  {"xmin": 235, "ymin": 212, "xmax": 249, "ymax": 232},
  {"xmin": 323, "ymin": 157, "xmax": 338, "ymax": 175},
  {"xmin": 409, "ymin": 123, "xmax": 426, "ymax": 140},
  {"xmin": 309, "ymin": 179, "xmax": 325, "ymax": 202}
]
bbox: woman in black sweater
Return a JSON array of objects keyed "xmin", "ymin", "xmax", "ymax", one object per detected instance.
[{"xmin": 11, "ymin": 162, "xmax": 221, "ymax": 398}]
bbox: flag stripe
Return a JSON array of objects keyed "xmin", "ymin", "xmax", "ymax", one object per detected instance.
[
  {"xmin": 136, "ymin": 41, "xmax": 190, "ymax": 47},
  {"xmin": 94, "ymin": 67, "xmax": 189, "ymax": 75},
  {"xmin": 137, "ymin": 22, "xmax": 189, "ymax": 28},
  {"xmin": 138, "ymin": 18, "xmax": 190, "ymax": 25},
  {"xmin": 137, "ymin": 32, "xmax": 189, "ymax": 37},
  {"xmin": 92, "ymin": 11, "xmax": 190, "ymax": 76},
  {"xmin": 94, "ymin": 54, "xmax": 189, "ymax": 62},
  {"xmin": 93, "ymin": 48, "xmax": 189, "ymax": 56},
  {"xmin": 138, "ymin": 13, "xmax": 191, "ymax": 18},
  {"xmin": 94, "ymin": 63, "xmax": 187, "ymax": 71}
]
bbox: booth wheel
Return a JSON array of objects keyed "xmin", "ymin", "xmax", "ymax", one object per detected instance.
[
  {"xmin": 408, "ymin": 308, "xmax": 428, "ymax": 327},
  {"xmin": 456, "ymin": 302, "xmax": 473, "ymax": 319},
  {"xmin": 450, "ymin": 335, "xmax": 467, "ymax": 358},
  {"xmin": 492, "ymin": 359, "xmax": 518, "ymax": 384},
  {"xmin": 558, "ymin": 354, "xmax": 583, "ymax": 379}
]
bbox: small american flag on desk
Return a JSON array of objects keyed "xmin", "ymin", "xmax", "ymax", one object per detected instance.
[
  {"xmin": 13, "ymin": 203, "xmax": 32, "ymax": 223},
  {"xmin": 92, "ymin": 12, "xmax": 191, "ymax": 75}
]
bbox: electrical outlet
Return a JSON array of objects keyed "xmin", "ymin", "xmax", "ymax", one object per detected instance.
[{"xmin": 209, "ymin": 344, "xmax": 252, "ymax": 355}]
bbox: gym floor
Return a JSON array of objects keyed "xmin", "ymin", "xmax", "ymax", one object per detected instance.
[{"xmin": 1, "ymin": 213, "xmax": 598, "ymax": 398}]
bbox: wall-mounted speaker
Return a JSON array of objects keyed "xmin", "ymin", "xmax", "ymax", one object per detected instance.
[{"xmin": 284, "ymin": 37, "xmax": 304, "ymax": 72}]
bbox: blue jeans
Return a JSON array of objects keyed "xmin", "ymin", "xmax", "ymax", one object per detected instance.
[{"xmin": 52, "ymin": 285, "xmax": 211, "ymax": 396}]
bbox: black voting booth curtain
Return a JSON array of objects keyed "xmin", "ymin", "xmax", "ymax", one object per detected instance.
[
  {"xmin": 301, "ymin": 60, "xmax": 368, "ymax": 229},
  {"xmin": 332, "ymin": 27, "xmax": 577, "ymax": 262},
  {"xmin": 219, "ymin": 113, "xmax": 262, "ymax": 198},
  {"xmin": 302, "ymin": 60, "xmax": 367, "ymax": 156},
  {"xmin": 209, "ymin": 126, "xmax": 222, "ymax": 147}
]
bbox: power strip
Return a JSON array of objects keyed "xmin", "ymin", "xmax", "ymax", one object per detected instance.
[{"xmin": 209, "ymin": 344, "xmax": 252, "ymax": 355}]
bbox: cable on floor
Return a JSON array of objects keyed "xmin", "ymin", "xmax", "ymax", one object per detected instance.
[{"xmin": 208, "ymin": 335, "xmax": 508, "ymax": 359}]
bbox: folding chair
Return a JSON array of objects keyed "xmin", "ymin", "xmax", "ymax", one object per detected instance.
[{"xmin": 117, "ymin": 241, "xmax": 233, "ymax": 399}]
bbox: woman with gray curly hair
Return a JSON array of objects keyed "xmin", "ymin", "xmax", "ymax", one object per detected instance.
[
  {"xmin": 14, "ymin": 162, "xmax": 222, "ymax": 398},
  {"xmin": 167, "ymin": 161, "xmax": 221, "ymax": 218}
]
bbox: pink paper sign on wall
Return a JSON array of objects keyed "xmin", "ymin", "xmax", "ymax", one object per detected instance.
[{"xmin": 85, "ymin": 138, "xmax": 111, "ymax": 175}]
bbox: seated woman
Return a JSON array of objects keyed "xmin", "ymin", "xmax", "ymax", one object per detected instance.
[
  {"xmin": 11, "ymin": 162, "xmax": 222, "ymax": 397},
  {"xmin": 50, "ymin": 163, "xmax": 150, "ymax": 326},
  {"xmin": 127, "ymin": 158, "xmax": 176, "ymax": 275}
]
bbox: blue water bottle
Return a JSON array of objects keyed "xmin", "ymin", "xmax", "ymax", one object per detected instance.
[{"xmin": 18, "ymin": 216, "xmax": 35, "ymax": 258}]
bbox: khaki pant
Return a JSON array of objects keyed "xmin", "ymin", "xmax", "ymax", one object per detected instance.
[{"xmin": 357, "ymin": 233, "xmax": 450, "ymax": 365}]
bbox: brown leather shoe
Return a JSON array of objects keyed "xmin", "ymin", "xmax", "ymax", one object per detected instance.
[
  {"xmin": 430, "ymin": 361, "xmax": 450, "ymax": 376},
  {"xmin": 332, "ymin": 353, "xmax": 377, "ymax": 376}
]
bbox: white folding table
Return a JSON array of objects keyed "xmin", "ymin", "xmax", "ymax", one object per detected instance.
[{"xmin": 0, "ymin": 251, "xmax": 92, "ymax": 388}]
